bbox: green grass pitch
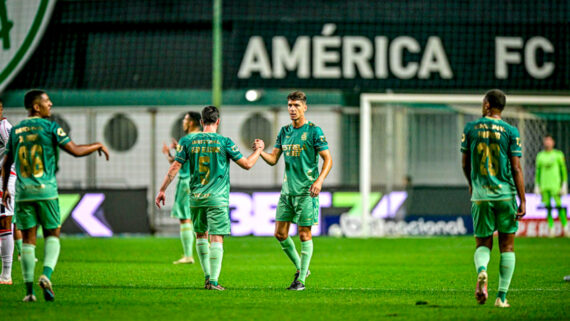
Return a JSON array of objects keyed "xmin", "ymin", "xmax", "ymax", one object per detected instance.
[{"xmin": 2, "ymin": 236, "xmax": 569, "ymax": 320}]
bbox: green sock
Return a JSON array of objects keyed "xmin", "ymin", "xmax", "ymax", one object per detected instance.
[
  {"xmin": 298, "ymin": 240, "xmax": 313, "ymax": 284},
  {"xmin": 561, "ymin": 208, "xmax": 568, "ymax": 227},
  {"xmin": 546, "ymin": 207, "xmax": 554, "ymax": 229},
  {"xmin": 498, "ymin": 252, "xmax": 516, "ymax": 297},
  {"xmin": 180, "ymin": 223, "xmax": 195, "ymax": 258},
  {"xmin": 209, "ymin": 242, "xmax": 224, "ymax": 283},
  {"xmin": 474, "ymin": 246, "xmax": 491, "ymax": 274},
  {"xmin": 279, "ymin": 237, "xmax": 301, "ymax": 270},
  {"xmin": 196, "ymin": 238, "xmax": 210, "ymax": 278},
  {"xmin": 21, "ymin": 244, "xmax": 36, "ymax": 294},
  {"xmin": 15, "ymin": 239, "xmax": 22, "ymax": 255},
  {"xmin": 43, "ymin": 236, "xmax": 60, "ymax": 280}
]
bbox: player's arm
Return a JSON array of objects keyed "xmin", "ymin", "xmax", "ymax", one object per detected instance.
[
  {"xmin": 155, "ymin": 161, "xmax": 182, "ymax": 208},
  {"xmin": 559, "ymin": 153, "xmax": 568, "ymax": 195},
  {"xmin": 510, "ymin": 155, "xmax": 526, "ymax": 220},
  {"xmin": 260, "ymin": 148, "xmax": 282, "ymax": 166},
  {"xmin": 1, "ymin": 154, "xmax": 13, "ymax": 207},
  {"xmin": 309, "ymin": 149, "xmax": 333, "ymax": 197},
  {"xmin": 162, "ymin": 143, "xmax": 175, "ymax": 164},
  {"xmin": 534, "ymin": 155, "xmax": 541, "ymax": 194},
  {"xmin": 61, "ymin": 141, "xmax": 109, "ymax": 160},
  {"xmin": 235, "ymin": 147, "xmax": 263, "ymax": 170},
  {"xmin": 461, "ymin": 152, "xmax": 472, "ymax": 195}
]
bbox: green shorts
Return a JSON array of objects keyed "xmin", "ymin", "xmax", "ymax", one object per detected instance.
[
  {"xmin": 276, "ymin": 195, "xmax": 319, "ymax": 227},
  {"xmin": 171, "ymin": 178, "xmax": 191, "ymax": 220},
  {"xmin": 471, "ymin": 198, "xmax": 518, "ymax": 238},
  {"xmin": 541, "ymin": 189, "xmax": 562, "ymax": 207},
  {"xmin": 15, "ymin": 199, "xmax": 61, "ymax": 231},
  {"xmin": 191, "ymin": 207, "xmax": 230, "ymax": 235}
]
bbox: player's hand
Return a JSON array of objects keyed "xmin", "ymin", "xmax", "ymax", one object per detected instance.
[
  {"xmin": 162, "ymin": 142, "xmax": 170, "ymax": 155},
  {"xmin": 253, "ymin": 139, "xmax": 265, "ymax": 151},
  {"xmin": 468, "ymin": 185, "xmax": 472, "ymax": 195},
  {"xmin": 2, "ymin": 190, "xmax": 10, "ymax": 208},
  {"xmin": 155, "ymin": 191, "xmax": 166, "ymax": 208},
  {"xmin": 561, "ymin": 181, "xmax": 568, "ymax": 196},
  {"xmin": 533, "ymin": 185, "xmax": 540, "ymax": 195},
  {"xmin": 515, "ymin": 201, "xmax": 526, "ymax": 221},
  {"xmin": 310, "ymin": 180, "xmax": 323, "ymax": 198},
  {"xmin": 170, "ymin": 138, "xmax": 178, "ymax": 150},
  {"xmin": 98, "ymin": 144, "xmax": 110, "ymax": 161}
]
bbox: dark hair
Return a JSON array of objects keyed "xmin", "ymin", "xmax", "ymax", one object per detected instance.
[
  {"xmin": 287, "ymin": 91, "xmax": 307, "ymax": 103},
  {"xmin": 187, "ymin": 111, "xmax": 201, "ymax": 126},
  {"xmin": 24, "ymin": 89, "xmax": 46, "ymax": 110},
  {"xmin": 201, "ymin": 106, "xmax": 219, "ymax": 125},
  {"xmin": 484, "ymin": 89, "xmax": 506, "ymax": 111}
]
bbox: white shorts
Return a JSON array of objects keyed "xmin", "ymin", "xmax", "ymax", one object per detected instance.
[{"xmin": 0, "ymin": 174, "xmax": 16, "ymax": 217}]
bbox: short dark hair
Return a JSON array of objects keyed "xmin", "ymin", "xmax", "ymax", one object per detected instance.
[
  {"xmin": 187, "ymin": 111, "xmax": 201, "ymax": 125},
  {"xmin": 484, "ymin": 89, "xmax": 506, "ymax": 110},
  {"xmin": 24, "ymin": 89, "xmax": 46, "ymax": 110},
  {"xmin": 201, "ymin": 106, "xmax": 219, "ymax": 125},
  {"xmin": 287, "ymin": 91, "xmax": 307, "ymax": 103}
]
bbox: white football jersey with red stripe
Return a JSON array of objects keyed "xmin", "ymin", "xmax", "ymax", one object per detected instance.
[{"xmin": 0, "ymin": 118, "xmax": 16, "ymax": 174}]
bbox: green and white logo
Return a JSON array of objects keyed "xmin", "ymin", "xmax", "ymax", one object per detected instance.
[{"xmin": 0, "ymin": 0, "xmax": 56, "ymax": 92}]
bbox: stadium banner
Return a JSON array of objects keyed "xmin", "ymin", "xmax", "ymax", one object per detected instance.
[
  {"xmin": 58, "ymin": 188, "xmax": 150, "ymax": 237},
  {"xmin": 226, "ymin": 189, "xmax": 568, "ymax": 237},
  {"xmin": 0, "ymin": 0, "xmax": 57, "ymax": 92},
  {"xmin": 230, "ymin": 23, "xmax": 566, "ymax": 90}
]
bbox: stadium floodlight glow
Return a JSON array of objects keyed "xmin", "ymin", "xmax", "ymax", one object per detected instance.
[{"xmin": 245, "ymin": 89, "xmax": 263, "ymax": 102}]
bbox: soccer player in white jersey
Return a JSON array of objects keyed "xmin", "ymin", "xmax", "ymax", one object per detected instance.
[{"xmin": 0, "ymin": 98, "xmax": 17, "ymax": 284}]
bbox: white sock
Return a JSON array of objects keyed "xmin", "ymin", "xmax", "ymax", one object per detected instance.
[{"xmin": 0, "ymin": 232, "xmax": 14, "ymax": 278}]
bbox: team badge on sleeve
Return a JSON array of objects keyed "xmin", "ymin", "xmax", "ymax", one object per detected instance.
[{"xmin": 57, "ymin": 128, "xmax": 67, "ymax": 136}]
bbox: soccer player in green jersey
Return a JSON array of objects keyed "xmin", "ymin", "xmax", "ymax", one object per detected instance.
[
  {"xmin": 534, "ymin": 134, "xmax": 568, "ymax": 237},
  {"xmin": 257, "ymin": 91, "xmax": 333, "ymax": 291},
  {"xmin": 461, "ymin": 89, "xmax": 526, "ymax": 308},
  {"xmin": 156, "ymin": 106, "xmax": 263, "ymax": 290},
  {"xmin": 162, "ymin": 111, "xmax": 201, "ymax": 264},
  {"xmin": 1, "ymin": 90, "xmax": 110, "ymax": 302}
]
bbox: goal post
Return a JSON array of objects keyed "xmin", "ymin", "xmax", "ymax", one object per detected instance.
[{"xmin": 359, "ymin": 93, "xmax": 570, "ymax": 237}]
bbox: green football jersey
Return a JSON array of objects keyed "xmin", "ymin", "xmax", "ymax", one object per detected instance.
[
  {"xmin": 535, "ymin": 149, "xmax": 567, "ymax": 191},
  {"xmin": 460, "ymin": 117, "xmax": 522, "ymax": 201},
  {"xmin": 6, "ymin": 117, "xmax": 71, "ymax": 202},
  {"xmin": 176, "ymin": 132, "xmax": 198, "ymax": 179},
  {"xmin": 175, "ymin": 132, "xmax": 243, "ymax": 207},
  {"xmin": 275, "ymin": 122, "xmax": 329, "ymax": 196}
]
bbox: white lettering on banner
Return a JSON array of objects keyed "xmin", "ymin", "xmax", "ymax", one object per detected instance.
[
  {"xmin": 337, "ymin": 215, "xmax": 468, "ymax": 237},
  {"xmin": 495, "ymin": 36, "xmax": 555, "ymax": 79},
  {"xmin": 238, "ymin": 24, "xmax": 454, "ymax": 80},
  {"xmin": 229, "ymin": 192, "xmax": 331, "ymax": 237}
]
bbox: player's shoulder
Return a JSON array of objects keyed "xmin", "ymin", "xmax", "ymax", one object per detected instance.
[
  {"xmin": 307, "ymin": 121, "xmax": 323, "ymax": 132},
  {"xmin": 463, "ymin": 119, "xmax": 478, "ymax": 132}
]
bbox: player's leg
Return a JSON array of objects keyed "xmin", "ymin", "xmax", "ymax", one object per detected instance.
[
  {"xmin": 206, "ymin": 207, "xmax": 231, "ymax": 290},
  {"xmin": 174, "ymin": 219, "xmax": 195, "ymax": 264},
  {"xmin": 36, "ymin": 199, "xmax": 63, "ymax": 302},
  {"xmin": 494, "ymin": 198, "xmax": 519, "ymax": 308},
  {"xmin": 0, "ymin": 215, "xmax": 14, "ymax": 283},
  {"xmin": 472, "ymin": 201, "xmax": 495, "ymax": 304},
  {"xmin": 172, "ymin": 180, "xmax": 195, "ymax": 264},
  {"xmin": 14, "ymin": 226, "xmax": 22, "ymax": 258},
  {"xmin": 192, "ymin": 208, "xmax": 211, "ymax": 286},
  {"xmin": 552, "ymin": 194, "xmax": 567, "ymax": 234},
  {"xmin": 275, "ymin": 195, "xmax": 301, "ymax": 274},
  {"xmin": 16, "ymin": 201, "xmax": 39, "ymax": 301},
  {"xmin": 542, "ymin": 190, "xmax": 555, "ymax": 236}
]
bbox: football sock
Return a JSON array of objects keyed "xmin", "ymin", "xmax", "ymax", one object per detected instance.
[
  {"xmin": 0, "ymin": 231, "xmax": 14, "ymax": 278},
  {"xmin": 474, "ymin": 246, "xmax": 490, "ymax": 274},
  {"xmin": 554, "ymin": 196, "xmax": 567, "ymax": 227},
  {"xmin": 279, "ymin": 237, "xmax": 301, "ymax": 270},
  {"xmin": 498, "ymin": 252, "xmax": 515, "ymax": 300},
  {"xmin": 180, "ymin": 223, "xmax": 195, "ymax": 258},
  {"xmin": 43, "ymin": 236, "xmax": 60, "ymax": 280},
  {"xmin": 209, "ymin": 242, "xmax": 224, "ymax": 284},
  {"xmin": 546, "ymin": 207, "xmax": 554, "ymax": 229},
  {"xmin": 21, "ymin": 244, "xmax": 35, "ymax": 294},
  {"xmin": 15, "ymin": 238, "xmax": 22, "ymax": 256},
  {"xmin": 298, "ymin": 240, "xmax": 313, "ymax": 284},
  {"xmin": 196, "ymin": 238, "xmax": 210, "ymax": 278}
]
